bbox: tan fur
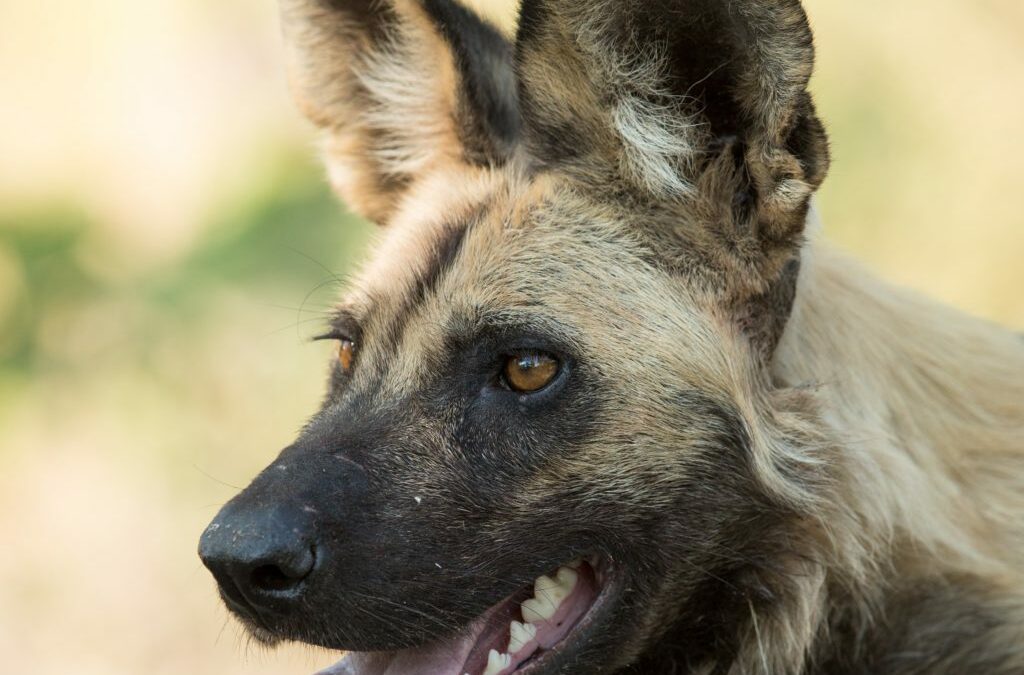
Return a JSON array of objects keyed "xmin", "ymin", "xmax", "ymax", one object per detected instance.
[
  {"xmin": 780, "ymin": 242, "xmax": 1024, "ymax": 568},
  {"xmin": 282, "ymin": 0, "xmax": 470, "ymax": 222},
  {"xmin": 716, "ymin": 236, "xmax": 1024, "ymax": 674},
  {"xmin": 275, "ymin": 1, "xmax": 1024, "ymax": 672}
]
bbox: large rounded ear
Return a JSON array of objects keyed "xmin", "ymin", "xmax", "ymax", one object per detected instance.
[
  {"xmin": 282, "ymin": 0, "xmax": 520, "ymax": 224},
  {"xmin": 515, "ymin": 0, "xmax": 829, "ymax": 358}
]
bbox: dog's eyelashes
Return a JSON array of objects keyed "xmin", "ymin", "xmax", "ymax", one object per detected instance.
[
  {"xmin": 503, "ymin": 352, "xmax": 559, "ymax": 393},
  {"xmin": 313, "ymin": 332, "xmax": 358, "ymax": 374}
]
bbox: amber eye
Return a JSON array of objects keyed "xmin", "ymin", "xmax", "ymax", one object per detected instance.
[
  {"xmin": 337, "ymin": 339, "xmax": 356, "ymax": 373},
  {"xmin": 503, "ymin": 352, "xmax": 559, "ymax": 393}
]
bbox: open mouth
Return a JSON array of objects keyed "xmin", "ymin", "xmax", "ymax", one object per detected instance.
[{"xmin": 317, "ymin": 557, "xmax": 612, "ymax": 675}]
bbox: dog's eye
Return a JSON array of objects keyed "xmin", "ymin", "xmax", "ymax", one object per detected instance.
[
  {"xmin": 504, "ymin": 352, "xmax": 559, "ymax": 393},
  {"xmin": 337, "ymin": 339, "xmax": 356, "ymax": 373}
]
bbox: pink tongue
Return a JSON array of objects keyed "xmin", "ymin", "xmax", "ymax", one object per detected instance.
[
  {"xmin": 316, "ymin": 602, "xmax": 497, "ymax": 675},
  {"xmin": 316, "ymin": 629, "xmax": 477, "ymax": 675}
]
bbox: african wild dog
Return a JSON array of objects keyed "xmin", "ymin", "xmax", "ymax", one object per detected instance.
[{"xmin": 198, "ymin": 0, "xmax": 1024, "ymax": 673}]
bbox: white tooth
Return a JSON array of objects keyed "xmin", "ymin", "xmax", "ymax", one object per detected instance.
[
  {"xmin": 508, "ymin": 620, "xmax": 538, "ymax": 653},
  {"xmin": 535, "ymin": 569, "xmax": 574, "ymax": 606},
  {"xmin": 533, "ymin": 574, "xmax": 557, "ymax": 595},
  {"xmin": 556, "ymin": 565, "xmax": 579, "ymax": 590},
  {"xmin": 482, "ymin": 649, "xmax": 511, "ymax": 675},
  {"xmin": 522, "ymin": 594, "xmax": 558, "ymax": 622},
  {"xmin": 522, "ymin": 567, "xmax": 580, "ymax": 625},
  {"xmin": 567, "ymin": 558, "xmax": 583, "ymax": 569}
]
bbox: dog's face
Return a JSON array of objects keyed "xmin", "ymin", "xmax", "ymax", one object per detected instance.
[{"xmin": 200, "ymin": 1, "xmax": 831, "ymax": 673}]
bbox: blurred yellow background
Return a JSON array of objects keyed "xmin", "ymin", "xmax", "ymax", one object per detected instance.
[{"xmin": 0, "ymin": 1, "xmax": 1020, "ymax": 673}]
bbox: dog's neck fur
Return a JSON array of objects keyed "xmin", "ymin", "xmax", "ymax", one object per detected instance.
[
  {"xmin": 777, "ymin": 237, "xmax": 1024, "ymax": 566},
  {"xmin": 755, "ymin": 224, "xmax": 1024, "ymax": 673}
]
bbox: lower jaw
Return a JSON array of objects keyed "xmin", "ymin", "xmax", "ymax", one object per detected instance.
[{"xmin": 317, "ymin": 557, "xmax": 612, "ymax": 675}]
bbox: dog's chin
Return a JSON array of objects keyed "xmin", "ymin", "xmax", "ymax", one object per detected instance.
[{"xmin": 314, "ymin": 557, "xmax": 618, "ymax": 675}]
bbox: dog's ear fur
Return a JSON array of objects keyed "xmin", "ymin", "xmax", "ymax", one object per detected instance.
[
  {"xmin": 515, "ymin": 0, "xmax": 829, "ymax": 358},
  {"xmin": 282, "ymin": 0, "xmax": 519, "ymax": 224}
]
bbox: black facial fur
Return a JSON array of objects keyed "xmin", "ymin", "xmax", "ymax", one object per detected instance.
[{"xmin": 209, "ymin": 311, "xmax": 609, "ymax": 651}]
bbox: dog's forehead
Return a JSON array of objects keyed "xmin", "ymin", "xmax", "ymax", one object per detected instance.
[
  {"xmin": 357, "ymin": 172, "xmax": 683, "ymax": 333},
  {"xmin": 335, "ymin": 168, "xmax": 727, "ymax": 400},
  {"xmin": 348, "ymin": 169, "xmax": 502, "ymax": 299},
  {"xmin": 350, "ymin": 170, "xmax": 606, "ymax": 315}
]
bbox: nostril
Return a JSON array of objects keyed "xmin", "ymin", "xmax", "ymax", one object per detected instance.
[
  {"xmin": 251, "ymin": 564, "xmax": 297, "ymax": 592},
  {"xmin": 248, "ymin": 547, "xmax": 316, "ymax": 595}
]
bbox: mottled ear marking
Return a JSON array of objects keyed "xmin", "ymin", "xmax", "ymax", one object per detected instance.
[
  {"xmin": 281, "ymin": 0, "xmax": 519, "ymax": 224},
  {"xmin": 515, "ymin": 0, "xmax": 828, "ymax": 200},
  {"xmin": 515, "ymin": 0, "xmax": 829, "ymax": 358}
]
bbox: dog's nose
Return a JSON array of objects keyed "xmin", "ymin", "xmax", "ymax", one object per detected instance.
[{"xmin": 198, "ymin": 501, "xmax": 317, "ymax": 616}]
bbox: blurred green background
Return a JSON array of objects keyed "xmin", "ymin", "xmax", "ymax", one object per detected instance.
[{"xmin": 0, "ymin": 0, "xmax": 1020, "ymax": 673}]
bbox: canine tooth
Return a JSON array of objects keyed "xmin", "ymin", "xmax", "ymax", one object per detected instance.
[
  {"xmin": 508, "ymin": 620, "xmax": 538, "ymax": 653},
  {"xmin": 482, "ymin": 649, "xmax": 510, "ymax": 675}
]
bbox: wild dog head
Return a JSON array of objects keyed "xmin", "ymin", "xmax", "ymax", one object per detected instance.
[{"xmin": 199, "ymin": 1, "xmax": 833, "ymax": 673}]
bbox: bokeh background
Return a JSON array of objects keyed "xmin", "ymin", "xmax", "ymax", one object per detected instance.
[{"xmin": 0, "ymin": 0, "xmax": 1021, "ymax": 673}]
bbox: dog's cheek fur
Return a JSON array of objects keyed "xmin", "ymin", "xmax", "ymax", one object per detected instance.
[{"xmin": 495, "ymin": 386, "xmax": 825, "ymax": 674}]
